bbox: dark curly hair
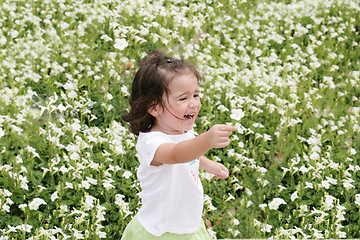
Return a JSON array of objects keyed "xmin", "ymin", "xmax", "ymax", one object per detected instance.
[{"xmin": 121, "ymin": 50, "xmax": 201, "ymax": 135}]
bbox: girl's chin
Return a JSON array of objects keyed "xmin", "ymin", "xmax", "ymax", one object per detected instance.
[{"xmin": 184, "ymin": 124, "xmax": 195, "ymax": 131}]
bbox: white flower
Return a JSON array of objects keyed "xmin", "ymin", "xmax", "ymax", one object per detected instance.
[
  {"xmin": 60, "ymin": 205, "xmax": 68, "ymax": 216},
  {"xmin": 337, "ymin": 231, "xmax": 346, "ymax": 238},
  {"xmin": 350, "ymin": 148, "xmax": 356, "ymax": 155},
  {"xmin": 260, "ymin": 223, "xmax": 272, "ymax": 233},
  {"xmin": 86, "ymin": 177, "xmax": 98, "ymax": 185},
  {"xmin": 123, "ymin": 171, "xmax": 132, "ymax": 179},
  {"xmin": 305, "ymin": 181, "xmax": 313, "ymax": 189},
  {"xmin": 291, "ymin": 191, "xmax": 298, "ymax": 201},
  {"xmin": 218, "ymin": 105, "xmax": 229, "ymax": 112},
  {"xmin": 299, "ymin": 165, "xmax": 309, "ymax": 173},
  {"xmin": 233, "ymin": 218, "xmax": 240, "ymax": 225},
  {"xmin": 5, "ymin": 198, "xmax": 13, "ymax": 205},
  {"xmin": 83, "ymin": 195, "xmax": 96, "ymax": 210},
  {"xmin": 355, "ymin": 194, "xmax": 360, "ymax": 206},
  {"xmin": 2, "ymin": 204, "xmax": 10, "ymax": 212},
  {"xmin": 140, "ymin": 27, "xmax": 149, "ymax": 36},
  {"xmin": 0, "ymin": 34, "xmax": 7, "ymax": 46},
  {"xmin": 114, "ymin": 38, "xmax": 128, "ymax": 50},
  {"xmin": 230, "ymin": 108, "xmax": 245, "ymax": 121},
  {"xmin": 259, "ymin": 204, "xmax": 267, "ymax": 209},
  {"xmin": 100, "ymin": 34, "xmax": 113, "ymax": 42},
  {"xmin": 106, "ymin": 93, "xmax": 113, "ymax": 100},
  {"xmin": 342, "ymin": 179, "xmax": 355, "ymax": 190},
  {"xmin": 26, "ymin": 146, "xmax": 40, "ymax": 158},
  {"xmin": 269, "ymin": 198, "xmax": 286, "ymax": 210},
  {"xmin": 18, "ymin": 204, "xmax": 27, "ymax": 210},
  {"xmin": 67, "ymin": 90, "xmax": 77, "ymax": 98},
  {"xmin": 16, "ymin": 224, "xmax": 32, "ymax": 233},
  {"xmin": 80, "ymin": 180, "xmax": 90, "ymax": 189},
  {"xmin": 121, "ymin": 85, "xmax": 130, "ymax": 96},
  {"xmin": 245, "ymin": 188, "xmax": 253, "ymax": 196},
  {"xmin": 103, "ymin": 178, "xmax": 115, "ymax": 189},
  {"xmin": 312, "ymin": 228, "xmax": 324, "ymax": 238},
  {"xmin": 115, "ymin": 194, "xmax": 125, "ymax": 206},
  {"xmin": 97, "ymin": 231, "xmax": 106, "ymax": 238},
  {"xmin": 299, "ymin": 205, "xmax": 308, "ymax": 216},
  {"xmin": 72, "ymin": 229, "xmax": 84, "ymax": 239},
  {"xmin": 310, "ymin": 152, "xmax": 320, "ymax": 160},
  {"xmin": 263, "ymin": 133, "xmax": 272, "ymax": 141},
  {"xmin": 336, "ymin": 205, "xmax": 346, "ymax": 219},
  {"xmin": 29, "ymin": 198, "xmax": 47, "ymax": 210},
  {"xmin": 51, "ymin": 191, "xmax": 58, "ymax": 202},
  {"xmin": 207, "ymin": 227, "xmax": 217, "ymax": 238},
  {"xmin": 323, "ymin": 195, "xmax": 336, "ymax": 210},
  {"xmin": 0, "ymin": 127, "xmax": 5, "ymax": 139},
  {"xmin": 312, "ymin": 145, "xmax": 321, "ymax": 152},
  {"xmin": 326, "ymin": 176, "xmax": 337, "ymax": 185},
  {"xmin": 307, "ymin": 136, "xmax": 321, "ymax": 145},
  {"xmin": 320, "ymin": 180, "xmax": 330, "ymax": 189},
  {"xmin": 1, "ymin": 189, "xmax": 12, "ymax": 197},
  {"xmin": 225, "ymin": 193, "xmax": 235, "ymax": 202}
]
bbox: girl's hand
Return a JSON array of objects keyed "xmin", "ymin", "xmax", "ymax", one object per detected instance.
[
  {"xmin": 200, "ymin": 156, "xmax": 229, "ymax": 179},
  {"xmin": 213, "ymin": 162, "xmax": 229, "ymax": 179},
  {"xmin": 204, "ymin": 124, "xmax": 237, "ymax": 149}
]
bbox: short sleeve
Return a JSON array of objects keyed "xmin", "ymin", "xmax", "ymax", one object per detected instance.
[{"xmin": 136, "ymin": 132, "xmax": 170, "ymax": 166}]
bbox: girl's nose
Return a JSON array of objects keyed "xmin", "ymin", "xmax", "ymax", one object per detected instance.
[{"xmin": 189, "ymin": 97, "xmax": 200, "ymax": 108}]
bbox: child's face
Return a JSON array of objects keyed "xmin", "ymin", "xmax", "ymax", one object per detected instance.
[{"xmin": 151, "ymin": 71, "xmax": 201, "ymax": 134}]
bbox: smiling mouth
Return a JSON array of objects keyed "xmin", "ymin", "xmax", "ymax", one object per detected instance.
[{"xmin": 183, "ymin": 113, "xmax": 195, "ymax": 120}]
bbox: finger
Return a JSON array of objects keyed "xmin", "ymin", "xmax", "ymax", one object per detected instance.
[
  {"xmin": 217, "ymin": 137, "xmax": 231, "ymax": 144},
  {"xmin": 217, "ymin": 169, "xmax": 229, "ymax": 179},
  {"xmin": 215, "ymin": 139, "xmax": 231, "ymax": 148},
  {"xmin": 217, "ymin": 129, "xmax": 234, "ymax": 137},
  {"xmin": 222, "ymin": 170, "xmax": 229, "ymax": 178},
  {"xmin": 221, "ymin": 125, "xmax": 237, "ymax": 131},
  {"xmin": 224, "ymin": 169, "xmax": 229, "ymax": 178},
  {"xmin": 218, "ymin": 126, "xmax": 237, "ymax": 135}
]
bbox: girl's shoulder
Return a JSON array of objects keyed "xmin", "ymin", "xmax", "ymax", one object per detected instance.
[
  {"xmin": 138, "ymin": 131, "xmax": 168, "ymax": 139},
  {"xmin": 138, "ymin": 130, "xmax": 196, "ymax": 143},
  {"xmin": 137, "ymin": 131, "xmax": 170, "ymax": 146}
]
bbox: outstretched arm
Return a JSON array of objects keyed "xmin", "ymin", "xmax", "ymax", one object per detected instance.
[{"xmin": 151, "ymin": 124, "xmax": 236, "ymax": 166}]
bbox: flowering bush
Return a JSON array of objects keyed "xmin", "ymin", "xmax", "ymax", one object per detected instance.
[{"xmin": 0, "ymin": 0, "xmax": 359, "ymax": 239}]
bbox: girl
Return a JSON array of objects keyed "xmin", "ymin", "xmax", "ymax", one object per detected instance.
[{"xmin": 121, "ymin": 50, "xmax": 236, "ymax": 239}]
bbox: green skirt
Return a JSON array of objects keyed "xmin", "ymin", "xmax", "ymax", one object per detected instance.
[{"xmin": 121, "ymin": 215, "xmax": 212, "ymax": 240}]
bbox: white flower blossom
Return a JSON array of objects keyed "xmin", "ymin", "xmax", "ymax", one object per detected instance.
[
  {"xmin": 230, "ymin": 108, "xmax": 245, "ymax": 121},
  {"xmin": 350, "ymin": 148, "xmax": 356, "ymax": 155},
  {"xmin": 0, "ymin": 127, "xmax": 5, "ymax": 139},
  {"xmin": 123, "ymin": 171, "xmax": 132, "ymax": 179},
  {"xmin": 114, "ymin": 38, "xmax": 128, "ymax": 50},
  {"xmin": 269, "ymin": 198, "xmax": 286, "ymax": 210},
  {"xmin": 291, "ymin": 191, "xmax": 298, "ymax": 201},
  {"xmin": 29, "ymin": 198, "xmax": 47, "ymax": 210},
  {"xmin": 16, "ymin": 224, "xmax": 32, "ymax": 233},
  {"xmin": 355, "ymin": 194, "xmax": 360, "ymax": 206}
]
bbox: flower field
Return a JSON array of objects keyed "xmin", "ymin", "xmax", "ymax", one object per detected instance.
[{"xmin": 0, "ymin": 0, "xmax": 360, "ymax": 239}]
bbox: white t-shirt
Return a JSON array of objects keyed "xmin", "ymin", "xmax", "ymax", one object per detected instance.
[{"xmin": 135, "ymin": 130, "xmax": 204, "ymax": 236}]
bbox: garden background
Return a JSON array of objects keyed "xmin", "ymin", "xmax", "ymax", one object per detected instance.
[{"xmin": 0, "ymin": 0, "xmax": 360, "ymax": 239}]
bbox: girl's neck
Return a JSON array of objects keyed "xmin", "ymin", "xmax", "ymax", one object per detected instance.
[{"xmin": 150, "ymin": 125, "xmax": 187, "ymax": 135}]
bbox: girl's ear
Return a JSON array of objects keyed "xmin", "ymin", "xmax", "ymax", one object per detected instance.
[{"xmin": 147, "ymin": 103, "xmax": 160, "ymax": 117}]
